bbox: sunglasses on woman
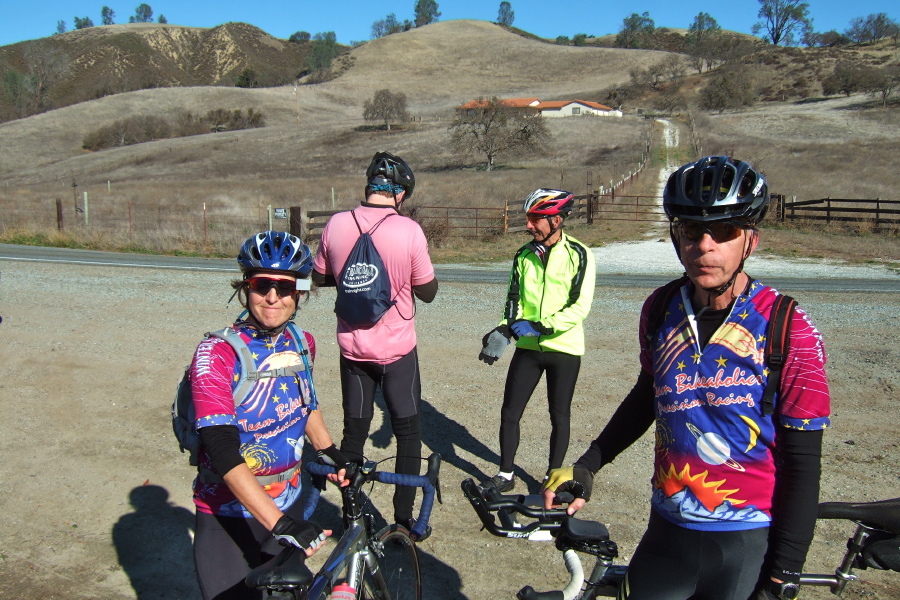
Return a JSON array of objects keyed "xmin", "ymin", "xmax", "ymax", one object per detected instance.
[
  {"xmin": 247, "ymin": 277, "xmax": 309, "ymax": 297},
  {"xmin": 678, "ymin": 221, "xmax": 749, "ymax": 244}
]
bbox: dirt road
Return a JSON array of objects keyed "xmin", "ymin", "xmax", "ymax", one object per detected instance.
[{"xmin": 1, "ymin": 259, "xmax": 898, "ymax": 599}]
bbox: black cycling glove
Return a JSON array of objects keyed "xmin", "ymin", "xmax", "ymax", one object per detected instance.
[
  {"xmin": 542, "ymin": 464, "xmax": 594, "ymax": 501},
  {"xmin": 271, "ymin": 515, "xmax": 325, "ymax": 550},
  {"xmin": 316, "ymin": 444, "xmax": 350, "ymax": 468},
  {"xmin": 479, "ymin": 326, "xmax": 512, "ymax": 365}
]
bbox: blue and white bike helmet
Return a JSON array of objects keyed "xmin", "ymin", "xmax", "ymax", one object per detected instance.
[{"xmin": 237, "ymin": 231, "xmax": 313, "ymax": 279}]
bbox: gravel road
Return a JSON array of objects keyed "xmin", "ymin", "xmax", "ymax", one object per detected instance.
[{"xmin": 0, "ymin": 249, "xmax": 898, "ymax": 600}]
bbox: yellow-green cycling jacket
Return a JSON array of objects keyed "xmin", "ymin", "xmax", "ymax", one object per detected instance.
[{"xmin": 500, "ymin": 232, "xmax": 595, "ymax": 355}]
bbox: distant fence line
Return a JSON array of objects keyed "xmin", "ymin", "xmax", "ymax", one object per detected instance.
[
  {"xmin": 781, "ymin": 197, "xmax": 900, "ymax": 225},
  {"xmin": 4, "ymin": 191, "xmax": 894, "ymax": 254}
]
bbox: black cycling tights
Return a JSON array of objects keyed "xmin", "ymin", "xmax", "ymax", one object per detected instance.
[
  {"xmin": 618, "ymin": 511, "xmax": 768, "ymax": 600},
  {"xmin": 499, "ymin": 348, "xmax": 581, "ymax": 473},
  {"xmin": 338, "ymin": 348, "xmax": 422, "ymax": 523}
]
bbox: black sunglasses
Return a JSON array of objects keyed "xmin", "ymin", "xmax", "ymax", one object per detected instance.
[
  {"xmin": 678, "ymin": 221, "xmax": 748, "ymax": 244},
  {"xmin": 247, "ymin": 277, "xmax": 297, "ymax": 297}
]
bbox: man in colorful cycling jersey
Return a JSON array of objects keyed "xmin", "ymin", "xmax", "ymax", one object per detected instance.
[
  {"xmin": 191, "ymin": 231, "xmax": 349, "ymax": 600},
  {"xmin": 478, "ymin": 189, "xmax": 595, "ymax": 494},
  {"xmin": 544, "ymin": 157, "xmax": 830, "ymax": 600}
]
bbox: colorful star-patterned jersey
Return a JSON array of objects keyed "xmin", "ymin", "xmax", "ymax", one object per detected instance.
[
  {"xmin": 639, "ymin": 281, "xmax": 830, "ymax": 531},
  {"xmin": 190, "ymin": 324, "xmax": 317, "ymax": 517}
]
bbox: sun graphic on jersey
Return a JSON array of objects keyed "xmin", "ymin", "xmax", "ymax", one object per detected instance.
[
  {"xmin": 654, "ymin": 462, "xmax": 745, "ymax": 512},
  {"xmin": 241, "ymin": 443, "xmax": 278, "ymax": 474}
]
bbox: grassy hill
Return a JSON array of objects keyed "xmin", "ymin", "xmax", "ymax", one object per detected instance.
[
  {"xmin": 0, "ymin": 21, "xmax": 317, "ymax": 120},
  {"xmin": 0, "ymin": 19, "xmax": 898, "ymax": 254}
]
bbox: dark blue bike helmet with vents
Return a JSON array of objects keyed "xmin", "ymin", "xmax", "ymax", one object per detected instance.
[
  {"xmin": 664, "ymin": 156, "xmax": 769, "ymax": 225},
  {"xmin": 237, "ymin": 231, "xmax": 313, "ymax": 277},
  {"xmin": 366, "ymin": 151, "xmax": 415, "ymax": 199}
]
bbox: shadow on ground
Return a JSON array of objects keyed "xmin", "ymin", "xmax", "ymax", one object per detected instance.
[{"xmin": 112, "ymin": 484, "xmax": 200, "ymax": 599}]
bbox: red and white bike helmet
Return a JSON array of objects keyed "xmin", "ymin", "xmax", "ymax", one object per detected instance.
[{"xmin": 523, "ymin": 189, "xmax": 574, "ymax": 217}]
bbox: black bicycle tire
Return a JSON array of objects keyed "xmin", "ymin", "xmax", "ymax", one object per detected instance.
[{"xmin": 360, "ymin": 525, "xmax": 422, "ymax": 600}]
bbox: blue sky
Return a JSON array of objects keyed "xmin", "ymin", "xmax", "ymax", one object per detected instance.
[{"xmin": 0, "ymin": 0, "xmax": 894, "ymax": 47}]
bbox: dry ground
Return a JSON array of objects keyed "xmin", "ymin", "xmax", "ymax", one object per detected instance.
[{"xmin": 0, "ymin": 258, "xmax": 898, "ymax": 600}]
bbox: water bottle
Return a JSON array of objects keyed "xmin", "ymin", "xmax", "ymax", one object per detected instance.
[{"xmin": 330, "ymin": 583, "xmax": 356, "ymax": 600}]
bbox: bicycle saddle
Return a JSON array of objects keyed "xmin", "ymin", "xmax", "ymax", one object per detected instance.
[
  {"xmin": 245, "ymin": 546, "xmax": 314, "ymax": 590},
  {"xmin": 818, "ymin": 498, "xmax": 900, "ymax": 535},
  {"xmin": 561, "ymin": 517, "xmax": 610, "ymax": 543}
]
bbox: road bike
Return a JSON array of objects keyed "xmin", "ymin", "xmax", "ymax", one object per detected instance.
[
  {"xmin": 461, "ymin": 478, "xmax": 900, "ymax": 599},
  {"xmin": 246, "ymin": 453, "xmax": 442, "ymax": 599}
]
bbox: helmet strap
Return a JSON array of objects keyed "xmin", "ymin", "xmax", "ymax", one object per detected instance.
[
  {"xmin": 698, "ymin": 231, "xmax": 755, "ymax": 301},
  {"xmin": 538, "ymin": 216, "xmax": 563, "ymax": 245}
]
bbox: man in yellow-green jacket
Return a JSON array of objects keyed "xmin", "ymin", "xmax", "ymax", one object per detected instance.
[{"xmin": 477, "ymin": 188, "xmax": 595, "ymax": 493}]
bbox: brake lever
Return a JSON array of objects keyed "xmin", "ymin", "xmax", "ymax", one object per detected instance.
[{"xmin": 427, "ymin": 452, "xmax": 443, "ymax": 504}]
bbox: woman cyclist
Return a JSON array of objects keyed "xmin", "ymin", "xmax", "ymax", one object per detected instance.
[{"xmin": 189, "ymin": 231, "xmax": 349, "ymax": 600}]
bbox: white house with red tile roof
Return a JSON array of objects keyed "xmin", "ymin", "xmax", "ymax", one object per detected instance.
[
  {"xmin": 457, "ymin": 98, "xmax": 541, "ymax": 110},
  {"xmin": 537, "ymin": 99, "xmax": 622, "ymax": 117},
  {"xmin": 456, "ymin": 97, "xmax": 621, "ymax": 117}
]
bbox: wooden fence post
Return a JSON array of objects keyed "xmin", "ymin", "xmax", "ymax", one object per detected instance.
[
  {"xmin": 503, "ymin": 200, "xmax": 509, "ymax": 234},
  {"xmin": 56, "ymin": 198, "xmax": 64, "ymax": 231},
  {"xmin": 826, "ymin": 197, "xmax": 831, "ymax": 224},
  {"xmin": 289, "ymin": 206, "xmax": 304, "ymax": 239},
  {"xmin": 129, "ymin": 201, "xmax": 133, "ymax": 239}
]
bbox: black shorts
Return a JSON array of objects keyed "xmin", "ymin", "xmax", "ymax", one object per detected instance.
[{"xmin": 619, "ymin": 510, "xmax": 768, "ymax": 600}]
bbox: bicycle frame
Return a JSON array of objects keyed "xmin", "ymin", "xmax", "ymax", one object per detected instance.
[{"xmin": 248, "ymin": 453, "xmax": 441, "ymax": 599}]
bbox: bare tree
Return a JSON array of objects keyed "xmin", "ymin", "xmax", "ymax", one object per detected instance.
[
  {"xmin": 751, "ymin": 0, "xmax": 811, "ymax": 46},
  {"xmin": 23, "ymin": 45, "xmax": 69, "ymax": 113},
  {"xmin": 701, "ymin": 67, "xmax": 758, "ymax": 112},
  {"xmin": 822, "ymin": 62, "xmax": 866, "ymax": 96},
  {"xmin": 845, "ymin": 13, "xmax": 900, "ymax": 43},
  {"xmin": 862, "ymin": 65, "xmax": 900, "ymax": 107},
  {"xmin": 363, "ymin": 89, "xmax": 410, "ymax": 130},
  {"xmin": 449, "ymin": 97, "xmax": 550, "ymax": 171}
]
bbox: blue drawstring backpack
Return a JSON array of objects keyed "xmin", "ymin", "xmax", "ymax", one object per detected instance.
[{"xmin": 334, "ymin": 211, "xmax": 397, "ymax": 327}]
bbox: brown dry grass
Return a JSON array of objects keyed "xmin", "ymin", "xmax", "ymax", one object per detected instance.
[{"xmin": 1, "ymin": 20, "xmax": 898, "ymax": 266}]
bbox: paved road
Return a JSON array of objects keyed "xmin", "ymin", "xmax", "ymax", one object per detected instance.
[{"xmin": 2, "ymin": 243, "xmax": 899, "ymax": 293}]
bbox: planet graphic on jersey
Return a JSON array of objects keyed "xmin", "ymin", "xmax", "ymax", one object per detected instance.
[{"xmin": 686, "ymin": 423, "xmax": 746, "ymax": 472}]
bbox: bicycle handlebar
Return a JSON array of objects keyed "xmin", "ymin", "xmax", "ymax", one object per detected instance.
[
  {"xmin": 462, "ymin": 478, "xmax": 588, "ymax": 539},
  {"xmin": 307, "ymin": 453, "xmax": 442, "ymax": 540}
]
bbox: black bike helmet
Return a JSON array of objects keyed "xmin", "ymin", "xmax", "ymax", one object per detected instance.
[
  {"xmin": 663, "ymin": 156, "xmax": 769, "ymax": 225},
  {"xmin": 366, "ymin": 151, "xmax": 415, "ymax": 199},
  {"xmin": 237, "ymin": 231, "xmax": 313, "ymax": 276}
]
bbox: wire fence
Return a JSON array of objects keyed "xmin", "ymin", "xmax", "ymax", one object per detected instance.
[{"xmin": 6, "ymin": 186, "xmax": 893, "ymax": 256}]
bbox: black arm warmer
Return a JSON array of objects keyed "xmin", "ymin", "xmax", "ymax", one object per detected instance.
[
  {"xmin": 311, "ymin": 269, "xmax": 336, "ymax": 288},
  {"xmin": 198, "ymin": 425, "xmax": 245, "ymax": 477},
  {"xmin": 576, "ymin": 369, "xmax": 656, "ymax": 473},
  {"xmin": 766, "ymin": 427, "xmax": 824, "ymax": 581},
  {"xmin": 412, "ymin": 277, "xmax": 438, "ymax": 303}
]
